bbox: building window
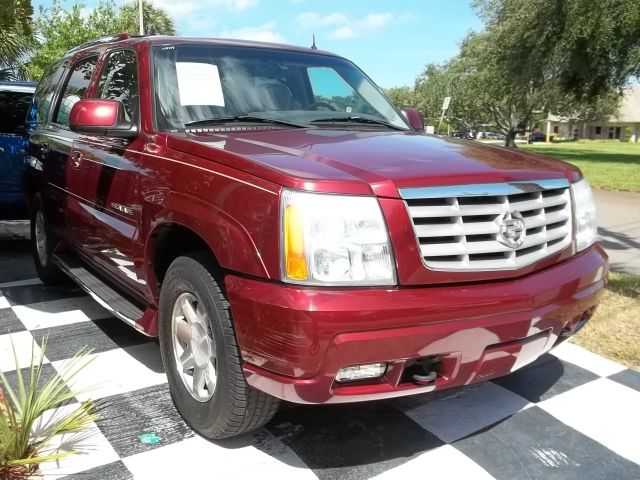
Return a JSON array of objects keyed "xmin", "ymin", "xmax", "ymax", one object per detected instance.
[
  {"xmin": 553, "ymin": 126, "xmax": 559, "ymax": 134},
  {"xmin": 595, "ymin": 126, "xmax": 602, "ymax": 135}
]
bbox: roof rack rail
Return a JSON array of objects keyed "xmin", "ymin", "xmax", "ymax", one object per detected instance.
[{"xmin": 67, "ymin": 33, "xmax": 131, "ymax": 54}]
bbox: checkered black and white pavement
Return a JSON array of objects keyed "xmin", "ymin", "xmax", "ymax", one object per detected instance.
[{"xmin": 1, "ymin": 222, "xmax": 639, "ymax": 480}]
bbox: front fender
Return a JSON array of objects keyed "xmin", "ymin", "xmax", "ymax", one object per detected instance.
[{"xmin": 142, "ymin": 187, "xmax": 280, "ymax": 288}]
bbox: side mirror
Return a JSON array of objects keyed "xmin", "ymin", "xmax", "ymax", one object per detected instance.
[
  {"xmin": 401, "ymin": 108, "xmax": 424, "ymax": 131},
  {"xmin": 69, "ymin": 99, "xmax": 137, "ymax": 138}
]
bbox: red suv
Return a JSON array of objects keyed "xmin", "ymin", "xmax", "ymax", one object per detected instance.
[{"xmin": 24, "ymin": 34, "xmax": 607, "ymax": 439}]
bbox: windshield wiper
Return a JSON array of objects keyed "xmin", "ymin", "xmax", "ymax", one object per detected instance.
[
  {"xmin": 310, "ymin": 116, "xmax": 404, "ymax": 130},
  {"xmin": 184, "ymin": 115, "xmax": 307, "ymax": 129}
]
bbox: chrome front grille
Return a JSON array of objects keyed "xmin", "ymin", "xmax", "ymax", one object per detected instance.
[{"xmin": 400, "ymin": 179, "xmax": 573, "ymax": 271}]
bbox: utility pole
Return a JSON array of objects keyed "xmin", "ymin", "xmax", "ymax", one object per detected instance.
[{"xmin": 138, "ymin": 0, "xmax": 144, "ymax": 35}]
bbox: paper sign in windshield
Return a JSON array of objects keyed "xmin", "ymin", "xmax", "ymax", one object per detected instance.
[{"xmin": 176, "ymin": 62, "xmax": 225, "ymax": 107}]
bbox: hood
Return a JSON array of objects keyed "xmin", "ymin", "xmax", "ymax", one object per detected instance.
[{"xmin": 166, "ymin": 129, "xmax": 581, "ymax": 198}]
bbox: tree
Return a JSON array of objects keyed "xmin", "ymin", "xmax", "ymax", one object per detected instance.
[
  {"xmin": 24, "ymin": 0, "xmax": 118, "ymax": 80},
  {"xmin": 413, "ymin": 59, "xmax": 490, "ymax": 133},
  {"xmin": 0, "ymin": 0, "xmax": 34, "ymax": 80},
  {"xmin": 422, "ymin": 0, "xmax": 633, "ymax": 148},
  {"xmin": 385, "ymin": 86, "xmax": 415, "ymax": 111},
  {"xmin": 24, "ymin": 0, "xmax": 176, "ymax": 81},
  {"xmin": 474, "ymin": 0, "xmax": 640, "ymax": 101},
  {"xmin": 118, "ymin": 1, "xmax": 177, "ymax": 36}
]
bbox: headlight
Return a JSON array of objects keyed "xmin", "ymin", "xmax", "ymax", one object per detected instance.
[
  {"xmin": 280, "ymin": 189, "xmax": 396, "ymax": 286},
  {"xmin": 570, "ymin": 178, "xmax": 597, "ymax": 252}
]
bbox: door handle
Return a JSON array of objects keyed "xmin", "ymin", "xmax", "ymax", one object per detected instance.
[
  {"xmin": 71, "ymin": 150, "xmax": 83, "ymax": 169},
  {"xmin": 41, "ymin": 143, "xmax": 50, "ymax": 157}
]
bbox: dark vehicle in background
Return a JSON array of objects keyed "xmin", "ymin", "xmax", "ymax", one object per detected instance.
[
  {"xmin": 24, "ymin": 35, "xmax": 606, "ymax": 441},
  {"xmin": 451, "ymin": 130, "xmax": 475, "ymax": 140},
  {"xmin": 0, "ymin": 81, "xmax": 36, "ymax": 219},
  {"xmin": 529, "ymin": 129, "xmax": 546, "ymax": 143}
]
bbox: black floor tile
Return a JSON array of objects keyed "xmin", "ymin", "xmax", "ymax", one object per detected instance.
[
  {"xmin": 493, "ymin": 353, "xmax": 599, "ymax": 403},
  {"xmin": 608, "ymin": 368, "xmax": 640, "ymax": 392},
  {"xmin": 95, "ymin": 384, "xmax": 193, "ymax": 458},
  {"xmin": 0, "ymin": 308, "xmax": 25, "ymax": 334},
  {"xmin": 63, "ymin": 460, "xmax": 133, "ymax": 479},
  {"xmin": 454, "ymin": 406, "xmax": 640, "ymax": 480},
  {"xmin": 32, "ymin": 317, "xmax": 151, "ymax": 362},
  {"xmin": 1, "ymin": 363, "xmax": 75, "ymax": 408},
  {"xmin": 268, "ymin": 402, "xmax": 444, "ymax": 480}
]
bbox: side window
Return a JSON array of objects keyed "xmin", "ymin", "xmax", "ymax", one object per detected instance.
[
  {"xmin": 33, "ymin": 62, "xmax": 65, "ymax": 123},
  {"xmin": 97, "ymin": 50, "xmax": 139, "ymax": 123},
  {"xmin": 54, "ymin": 56, "xmax": 98, "ymax": 126},
  {"xmin": 0, "ymin": 91, "xmax": 33, "ymax": 134}
]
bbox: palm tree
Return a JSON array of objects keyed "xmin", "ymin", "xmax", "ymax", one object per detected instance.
[
  {"xmin": 117, "ymin": 1, "xmax": 177, "ymax": 36},
  {"xmin": 0, "ymin": 0, "xmax": 34, "ymax": 80}
]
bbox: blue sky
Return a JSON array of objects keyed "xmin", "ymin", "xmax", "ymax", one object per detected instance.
[{"xmin": 35, "ymin": 0, "xmax": 483, "ymax": 88}]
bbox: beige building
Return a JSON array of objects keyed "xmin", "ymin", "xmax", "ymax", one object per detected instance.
[{"xmin": 547, "ymin": 84, "xmax": 640, "ymax": 142}]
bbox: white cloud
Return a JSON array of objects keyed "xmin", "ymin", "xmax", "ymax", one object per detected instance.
[
  {"xmin": 296, "ymin": 11, "xmax": 412, "ymax": 40},
  {"xmin": 219, "ymin": 22, "xmax": 286, "ymax": 43},
  {"xmin": 328, "ymin": 12, "xmax": 393, "ymax": 39},
  {"xmin": 151, "ymin": 0, "xmax": 259, "ymax": 19},
  {"xmin": 296, "ymin": 12, "xmax": 348, "ymax": 28}
]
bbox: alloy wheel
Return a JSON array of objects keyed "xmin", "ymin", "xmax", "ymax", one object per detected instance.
[{"xmin": 171, "ymin": 292, "xmax": 217, "ymax": 402}]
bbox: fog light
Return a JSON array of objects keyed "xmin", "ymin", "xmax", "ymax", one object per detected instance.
[{"xmin": 335, "ymin": 363, "xmax": 386, "ymax": 383}]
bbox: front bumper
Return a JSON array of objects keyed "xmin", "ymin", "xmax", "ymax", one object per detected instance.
[{"xmin": 225, "ymin": 244, "xmax": 608, "ymax": 404}]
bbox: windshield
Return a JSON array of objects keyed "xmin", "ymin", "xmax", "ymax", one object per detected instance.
[{"xmin": 152, "ymin": 44, "xmax": 409, "ymax": 131}]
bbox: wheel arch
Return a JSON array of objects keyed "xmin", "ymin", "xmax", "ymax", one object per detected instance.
[{"xmin": 144, "ymin": 214, "xmax": 270, "ymax": 301}]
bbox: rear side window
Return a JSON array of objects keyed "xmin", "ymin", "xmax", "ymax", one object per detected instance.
[
  {"xmin": 0, "ymin": 91, "xmax": 33, "ymax": 134},
  {"xmin": 54, "ymin": 56, "xmax": 98, "ymax": 126},
  {"xmin": 97, "ymin": 50, "xmax": 139, "ymax": 123},
  {"xmin": 33, "ymin": 62, "xmax": 65, "ymax": 123}
]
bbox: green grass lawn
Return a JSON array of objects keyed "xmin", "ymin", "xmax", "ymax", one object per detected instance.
[
  {"xmin": 520, "ymin": 141, "xmax": 640, "ymax": 192},
  {"xmin": 572, "ymin": 272, "xmax": 640, "ymax": 370}
]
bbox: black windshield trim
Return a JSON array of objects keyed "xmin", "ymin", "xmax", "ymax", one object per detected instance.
[{"xmin": 184, "ymin": 115, "xmax": 308, "ymax": 129}]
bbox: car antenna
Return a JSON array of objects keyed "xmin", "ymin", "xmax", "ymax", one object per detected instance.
[{"xmin": 311, "ymin": 33, "xmax": 317, "ymax": 50}]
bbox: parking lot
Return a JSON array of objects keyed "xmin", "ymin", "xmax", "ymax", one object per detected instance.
[{"xmin": 1, "ymin": 221, "xmax": 639, "ymax": 479}]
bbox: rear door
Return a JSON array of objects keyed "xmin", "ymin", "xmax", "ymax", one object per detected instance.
[
  {"xmin": 69, "ymin": 49, "xmax": 147, "ymax": 295},
  {"xmin": 0, "ymin": 86, "xmax": 34, "ymax": 218}
]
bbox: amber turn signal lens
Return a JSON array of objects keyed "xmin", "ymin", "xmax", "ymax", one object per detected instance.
[{"xmin": 284, "ymin": 205, "xmax": 308, "ymax": 280}]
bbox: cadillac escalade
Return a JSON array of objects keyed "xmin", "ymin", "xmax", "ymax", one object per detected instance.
[{"xmin": 23, "ymin": 34, "xmax": 607, "ymax": 439}]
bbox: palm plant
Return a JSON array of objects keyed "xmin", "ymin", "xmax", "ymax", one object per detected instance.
[
  {"xmin": 0, "ymin": 0, "xmax": 34, "ymax": 80},
  {"xmin": 0, "ymin": 339, "xmax": 97, "ymax": 477}
]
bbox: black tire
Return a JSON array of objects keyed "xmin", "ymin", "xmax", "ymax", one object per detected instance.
[
  {"xmin": 30, "ymin": 194, "xmax": 66, "ymax": 285},
  {"xmin": 158, "ymin": 252, "xmax": 280, "ymax": 439}
]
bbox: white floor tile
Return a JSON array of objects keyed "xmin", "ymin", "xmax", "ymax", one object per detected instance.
[
  {"xmin": 13, "ymin": 296, "xmax": 111, "ymax": 330},
  {"xmin": 552, "ymin": 342, "xmax": 626, "ymax": 377},
  {"xmin": 0, "ymin": 331, "xmax": 48, "ymax": 371},
  {"xmin": 540, "ymin": 378, "xmax": 640, "ymax": 464},
  {"xmin": 123, "ymin": 432, "xmax": 318, "ymax": 480},
  {"xmin": 0, "ymin": 290, "xmax": 9, "ymax": 309},
  {"xmin": 52, "ymin": 343, "xmax": 167, "ymax": 401},
  {"xmin": 396, "ymin": 381, "xmax": 531, "ymax": 443},
  {"xmin": 371, "ymin": 444, "xmax": 495, "ymax": 479},
  {"xmin": 0, "ymin": 278, "xmax": 41, "ymax": 288},
  {"xmin": 34, "ymin": 404, "xmax": 120, "ymax": 479}
]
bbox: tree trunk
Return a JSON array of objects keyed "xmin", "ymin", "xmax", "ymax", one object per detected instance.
[{"xmin": 504, "ymin": 130, "xmax": 518, "ymax": 148}]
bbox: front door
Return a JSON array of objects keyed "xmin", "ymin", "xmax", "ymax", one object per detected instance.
[
  {"xmin": 44, "ymin": 56, "xmax": 98, "ymax": 243},
  {"xmin": 69, "ymin": 49, "xmax": 147, "ymax": 296}
]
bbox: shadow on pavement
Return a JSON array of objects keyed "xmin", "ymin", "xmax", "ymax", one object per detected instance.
[
  {"xmin": 0, "ymin": 221, "xmax": 35, "ymax": 284},
  {"xmin": 599, "ymin": 226, "xmax": 640, "ymax": 252},
  {"xmin": 219, "ymin": 355, "xmax": 567, "ymax": 477}
]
